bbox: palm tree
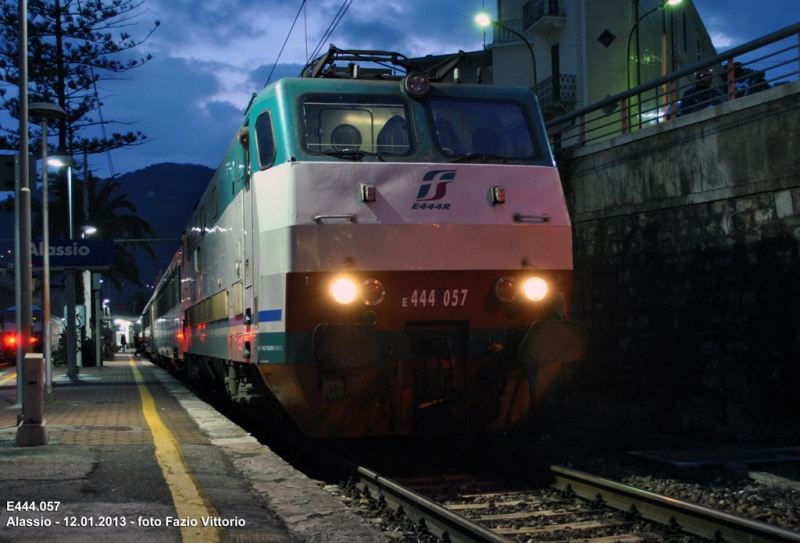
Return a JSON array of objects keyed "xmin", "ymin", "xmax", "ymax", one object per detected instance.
[{"xmin": 37, "ymin": 170, "xmax": 156, "ymax": 291}]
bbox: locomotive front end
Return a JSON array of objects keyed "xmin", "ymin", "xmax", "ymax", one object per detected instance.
[
  {"xmin": 153, "ymin": 51, "xmax": 585, "ymax": 440},
  {"xmin": 245, "ymin": 75, "xmax": 585, "ymax": 438}
]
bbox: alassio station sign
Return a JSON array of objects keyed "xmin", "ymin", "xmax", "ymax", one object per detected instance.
[{"xmin": 31, "ymin": 239, "xmax": 114, "ymax": 271}]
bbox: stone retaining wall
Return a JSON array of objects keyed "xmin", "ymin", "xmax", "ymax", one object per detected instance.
[{"xmin": 547, "ymin": 81, "xmax": 800, "ymax": 444}]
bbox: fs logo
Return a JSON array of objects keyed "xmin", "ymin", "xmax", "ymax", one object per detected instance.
[{"xmin": 412, "ymin": 169, "xmax": 455, "ymax": 210}]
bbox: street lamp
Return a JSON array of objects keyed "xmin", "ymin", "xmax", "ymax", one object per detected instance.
[
  {"xmin": 476, "ymin": 13, "xmax": 538, "ymax": 95},
  {"xmin": 80, "ymin": 225, "xmax": 99, "ymax": 367},
  {"xmin": 47, "ymin": 154, "xmax": 79, "ymax": 379},
  {"xmin": 627, "ymin": 0, "xmax": 682, "ymax": 90},
  {"xmin": 29, "ymin": 102, "xmax": 66, "ymax": 395}
]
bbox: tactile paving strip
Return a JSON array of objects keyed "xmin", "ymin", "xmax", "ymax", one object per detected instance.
[{"xmin": 55, "ymin": 424, "xmax": 148, "ymax": 445}]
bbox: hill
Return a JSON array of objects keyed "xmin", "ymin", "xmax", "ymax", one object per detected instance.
[
  {"xmin": 0, "ymin": 162, "xmax": 214, "ymax": 314},
  {"xmin": 115, "ymin": 162, "xmax": 214, "ymax": 287}
]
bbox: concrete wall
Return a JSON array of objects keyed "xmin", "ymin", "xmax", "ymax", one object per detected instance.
[{"xmin": 548, "ymin": 81, "xmax": 800, "ymax": 444}]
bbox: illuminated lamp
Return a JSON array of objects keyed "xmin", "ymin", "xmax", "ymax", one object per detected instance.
[
  {"xmin": 331, "ymin": 277, "xmax": 358, "ymax": 304},
  {"xmin": 523, "ymin": 277, "xmax": 548, "ymax": 301}
]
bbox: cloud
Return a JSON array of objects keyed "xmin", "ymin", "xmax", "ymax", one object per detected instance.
[
  {"xmin": 96, "ymin": 55, "xmax": 243, "ymax": 176},
  {"xmin": 709, "ymin": 32, "xmax": 735, "ymax": 49},
  {"xmin": 83, "ymin": 0, "xmax": 490, "ymax": 178},
  {"xmin": 693, "ymin": 0, "xmax": 797, "ymax": 51},
  {"xmin": 248, "ymin": 63, "xmax": 307, "ymax": 89}
]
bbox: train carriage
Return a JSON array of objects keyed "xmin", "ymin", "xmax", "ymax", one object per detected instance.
[
  {"xmin": 145, "ymin": 48, "xmax": 585, "ymax": 438},
  {"xmin": 3, "ymin": 305, "xmax": 65, "ymax": 362}
]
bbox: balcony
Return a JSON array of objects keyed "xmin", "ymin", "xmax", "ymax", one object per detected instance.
[
  {"xmin": 523, "ymin": 0, "xmax": 566, "ymax": 35},
  {"xmin": 536, "ymin": 73, "xmax": 576, "ymax": 120},
  {"xmin": 493, "ymin": 19, "xmax": 525, "ymax": 44}
]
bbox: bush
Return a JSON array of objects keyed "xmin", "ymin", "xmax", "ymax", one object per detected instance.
[{"xmin": 52, "ymin": 329, "xmax": 98, "ymax": 367}]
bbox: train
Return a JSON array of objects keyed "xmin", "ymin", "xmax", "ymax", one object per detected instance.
[
  {"xmin": 2, "ymin": 305, "xmax": 65, "ymax": 363},
  {"xmin": 140, "ymin": 47, "xmax": 585, "ymax": 438}
]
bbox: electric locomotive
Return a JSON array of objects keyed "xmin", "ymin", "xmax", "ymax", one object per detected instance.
[{"xmin": 142, "ymin": 47, "xmax": 585, "ymax": 438}]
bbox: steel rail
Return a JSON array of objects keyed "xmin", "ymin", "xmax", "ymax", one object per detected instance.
[
  {"xmin": 551, "ymin": 464, "xmax": 800, "ymax": 543},
  {"xmin": 357, "ymin": 466, "xmax": 515, "ymax": 543}
]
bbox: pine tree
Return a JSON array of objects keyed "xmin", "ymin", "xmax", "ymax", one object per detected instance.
[
  {"xmin": 1, "ymin": 0, "xmax": 160, "ymax": 291},
  {"xmin": 36, "ymin": 169, "xmax": 157, "ymax": 291},
  {"xmin": 0, "ymin": 0, "xmax": 159, "ymax": 154}
]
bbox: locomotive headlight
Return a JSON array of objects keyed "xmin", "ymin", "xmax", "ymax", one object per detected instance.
[
  {"xmin": 523, "ymin": 277, "xmax": 548, "ymax": 301},
  {"xmin": 362, "ymin": 279, "xmax": 385, "ymax": 306},
  {"xmin": 495, "ymin": 277, "xmax": 516, "ymax": 303},
  {"xmin": 331, "ymin": 277, "xmax": 358, "ymax": 304}
]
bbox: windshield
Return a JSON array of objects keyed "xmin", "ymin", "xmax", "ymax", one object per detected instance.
[
  {"xmin": 431, "ymin": 99, "xmax": 538, "ymax": 159},
  {"xmin": 302, "ymin": 95, "xmax": 411, "ymax": 156}
]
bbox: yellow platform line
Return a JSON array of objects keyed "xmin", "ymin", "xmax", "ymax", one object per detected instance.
[
  {"xmin": 0, "ymin": 371, "xmax": 16, "ymax": 386},
  {"xmin": 129, "ymin": 359, "xmax": 222, "ymax": 543}
]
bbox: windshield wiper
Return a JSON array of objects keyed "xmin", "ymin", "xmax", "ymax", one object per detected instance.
[
  {"xmin": 325, "ymin": 150, "xmax": 365, "ymax": 161},
  {"xmin": 324, "ymin": 150, "xmax": 386, "ymax": 162},
  {"xmin": 451, "ymin": 152, "xmax": 507, "ymax": 164}
]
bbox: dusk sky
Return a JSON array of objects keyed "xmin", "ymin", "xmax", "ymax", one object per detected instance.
[{"xmin": 61, "ymin": 0, "xmax": 800, "ymax": 178}]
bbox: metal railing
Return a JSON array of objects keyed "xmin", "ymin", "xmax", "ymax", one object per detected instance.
[
  {"xmin": 523, "ymin": 0, "xmax": 565, "ymax": 32},
  {"xmin": 537, "ymin": 73, "xmax": 577, "ymax": 109},
  {"xmin": 546, "ymin": 22, "xmax": 800, "ymax": 150}
]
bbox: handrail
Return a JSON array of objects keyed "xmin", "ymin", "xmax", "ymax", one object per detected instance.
[{"xmin": 546, "ymin": 22, "xmax": 800, "ymax": 147}]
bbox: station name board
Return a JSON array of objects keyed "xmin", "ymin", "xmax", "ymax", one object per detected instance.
[{"xmin": 30, "ymin": 239, "xmax": 114, "ymax": 270}]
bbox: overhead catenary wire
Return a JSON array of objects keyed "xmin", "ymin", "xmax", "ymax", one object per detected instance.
[
  {"xmin": 305, "ymin": 0, "xmax": 355, "ymax": 67},
  {"xmin": 265, "ymin": 0, "xmax": 307, "ymax": 86}
]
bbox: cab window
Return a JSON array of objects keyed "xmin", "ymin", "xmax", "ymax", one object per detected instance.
[
  {"xmin": 430, "ymin": 99, "xmax": 538, "ymax": 159},
  {"xmin": 301, "ymin": 95, "xmax": 411, "ymax": 157},
  {"xmin": 255, "ymin": 112, "xmax": 276, "ymax": 168}
]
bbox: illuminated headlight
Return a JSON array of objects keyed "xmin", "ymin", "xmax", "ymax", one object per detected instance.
[
  {"xmin": 362, "ymin": 279, "xmax": 385, "ymax": 306},
  {"xmin": 331, "ymin": 277, "xmax": 358, "ymax": 304},
  {"xmin": 523, "ymin": 277, "xmax": 548, "ymax": 301},
  {"xmin": 495, "ymin": 277, "xmax": 516, "ymax": 303}
]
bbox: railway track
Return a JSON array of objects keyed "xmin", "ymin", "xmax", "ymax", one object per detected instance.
[
  {"xmin": 177, "ymin": 368, "xmax": 800, "ymax": 542},
  {"xmin": 329, "ymin": 464, "xmax": 800, "ymax": 543}
]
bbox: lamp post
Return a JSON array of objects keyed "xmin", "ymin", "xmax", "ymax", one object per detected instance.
[
  {"xmin": 81, "ymin": 226, "xmax": 96, "ymax": 368},
  {"xmin": 16, "ymin": 0, "xmax": 32, "ymax": 409},
  {"xmin": 627, "ymin": 0, "xmax": 682, "ymax": 90},
  {"xmin": 28, "ymin": 103, "xmax": 66, "ymax": 396},
  {"xmin": 476, "ymin": 13, "xmax": 538, "ymax": 95},
  {"xmin": 48, "ymin": 154, "xmax": 78, "ymax": 379}
]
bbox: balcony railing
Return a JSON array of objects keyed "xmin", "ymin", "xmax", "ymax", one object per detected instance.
[
  {"xmin": 536, "ymin": 74, "xmax": 577, "ymax": 116},
  {"xmin": 494, "ymin": 19, "xmax": 524, "ymax": 44},
  {"xmin": 523, "ymin": 0, "xmax": 565, "ymax": 33}
]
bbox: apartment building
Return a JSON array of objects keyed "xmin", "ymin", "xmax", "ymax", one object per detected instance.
[{"xmin": 485, "ymin": 0, "xmax": 716, "ymax": 120}]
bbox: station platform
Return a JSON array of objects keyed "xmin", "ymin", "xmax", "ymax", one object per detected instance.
[{"xmin": 0, "ymin": 355, "xmax": 385, "ymax": 543}]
